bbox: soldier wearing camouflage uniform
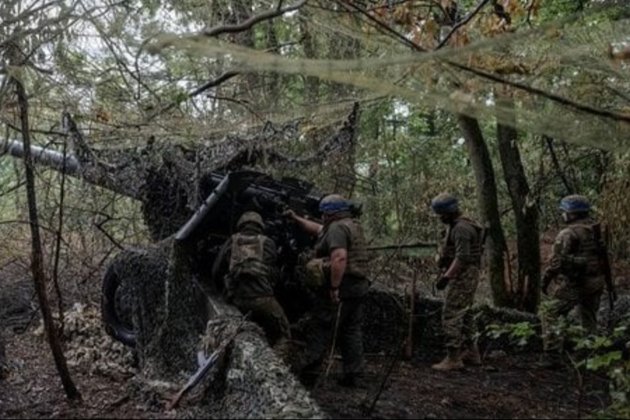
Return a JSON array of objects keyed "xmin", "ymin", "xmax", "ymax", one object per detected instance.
[
  {"xmin": 212, "ymin": 211, "xmax": 290, "ymax": 346},
  {"xmin": 431, "ymin": 193, "xmax": 483, "ymax": 371},
  {"xmin": 540, "ymin": 195, "xmax": 613, "ymax": 364},
  {"xmin": 287, "ymin": 194, "xmax": 369, "ymax": 387}
]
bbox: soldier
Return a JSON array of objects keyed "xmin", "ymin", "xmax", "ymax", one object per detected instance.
[
  {"xmin": 431, "ymin": 193, "xmax": 484, "ymax": 371},
  {"xmin": 286, "ymin": 194, "xmax": 369, "ymax": 387},
  {"xmin": 211, "ymin": 211, "xmax": 291, "ymax": 347},
  {"xmin": 540, "ymin": 195, "xmax": 615, "ymax": 365}
]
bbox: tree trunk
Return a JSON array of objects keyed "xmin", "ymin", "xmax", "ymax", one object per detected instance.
[
  {"xmin": 13, "ymin": 74, "xmax": 81, "ymax": 400},
  {"xmin": 457, "ymin": 114, "xmax": 510, "ymax": 307},
  {"xmin": 497, "ymin": 95, "xmax": 541, "ymax": 313},
  {"xmin": 301, "ymin": 7, "xmax": 320, "ymax": 106},
  {"xmin": 0, "ymin": 329, "xmax": 6, "ymax": 380}
]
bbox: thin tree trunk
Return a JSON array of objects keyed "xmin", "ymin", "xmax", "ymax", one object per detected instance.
[
  {"xmin": 13, "ymin": 75, "xmax": 81, "ymax": 400},
  {"xmin": 457, "ymin": 114, "xmax": 510, "ymax": 307},
  {"xmin": 301, "ymin": 7, "xmax": 319, "ymax": 105},
  {"xmin": 544, "ymin": 135, "xmax": 575, "ymax": 195},
  {"xmin": 496, "ymin": 94, "xmax": 541, "ymax": 313}
]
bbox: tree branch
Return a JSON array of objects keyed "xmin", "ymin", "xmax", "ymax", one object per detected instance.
[
  {"xmin": 146, "ymin": 71, "xmax": 240, "ymax": 122},
  {"xmin": 340, "ymin": 0, "xmax": 630, "ymax": 125},
  {"xmin": 204, "ymin": 0, "xmax": 307, "ymax": 37},
  {"xmin": 436, "ymin": 0, "xmax": 492, "ymax": 49},
  {"xmin": 544, "ymin": 135, "xmax": 575, "ymax": 195}
]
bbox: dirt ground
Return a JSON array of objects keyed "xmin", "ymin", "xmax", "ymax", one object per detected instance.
[
  {"xmin": 0, "ymin": 325, "xmax": 610, "ymax": 419},
  {"xmin": 0, "ymin": 234, "xmax": 626, "ymax": 419},
  {"xmin": 313, "ymin": 353, "xmax": 609, "ymax": 419}
]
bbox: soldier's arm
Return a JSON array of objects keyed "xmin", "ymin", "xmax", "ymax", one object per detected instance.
[
  {"xmin": 544, "ymin": 229, "xmax": 577, "ymax": 279},
  {"xmin": 443, "ymin": 225, "xmax": 472, "ymax": 279},
  {"xmin": 330, "ymin": 248, "xmax": 348, "ymax": 290},
  {"xmin": 286, "ymin": 210, "xmax": 322, "ymax": 236},
  {"xmin": 325, "ymin": 224, "xmax": 351, "ymax": 303}
]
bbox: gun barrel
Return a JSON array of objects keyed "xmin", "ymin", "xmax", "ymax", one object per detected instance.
[
  {"xmin": 175, "ymin": 174, "xmax": 232, "ymax": 242},
  {"xmin": 1, "ymin": 139, "xmax": 80, "ymax": 174}
]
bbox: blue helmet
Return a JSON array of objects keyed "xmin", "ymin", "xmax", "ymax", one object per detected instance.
[
  {"xmin": 559, "ymin": 195, "xmax": 591, "ymax": 214},
  {"xmin": 319, "ymin": 194, "xmax": 351, "ymax": 214},
  {"xmin": 431, "ymin": 193, "xmax": 459, "ymax": 214}
]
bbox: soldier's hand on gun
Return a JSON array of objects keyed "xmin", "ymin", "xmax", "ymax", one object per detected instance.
[
  {"xmin": 436, "ymin": 276, "xmax": 449, "ymax": 291},
  {"xmin": 283, "ymin": 209, "xmax": 297, "ymax": 220}
]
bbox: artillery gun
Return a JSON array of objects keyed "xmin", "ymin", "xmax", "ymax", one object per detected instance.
[{"xmin": 0, "ymin": 106, "xmax": 362, "ymax": 416}]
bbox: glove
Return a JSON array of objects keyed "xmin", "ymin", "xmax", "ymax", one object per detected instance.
[{"xmin": 436, "ymin": 276, "xmax": 450, "ymax": 291}]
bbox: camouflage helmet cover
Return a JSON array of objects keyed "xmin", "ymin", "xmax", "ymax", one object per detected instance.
[
  {"xmin": 559, "ymin": 195, "xmax": 591, "ymax": 213},
  {"xmin": 430, "ymin": 193, "xmax": 459, "ymax": 214},
  {"xmin": 237, "ymin": 211, "xmax": 264, "ymax": 229},
  {"xmin": 319, "ymin": 194, "xmax": 351, "ymax": 214}
]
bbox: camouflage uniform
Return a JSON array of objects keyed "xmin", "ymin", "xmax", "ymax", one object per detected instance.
[
  {"xmin": 541, "ymin": 217, "xmax": 605, "ymax": 353},
  {"xmin": 212, "ymin": 223, "xmax": 290, "ymax": 346},
  {"xmin": 439, "ymin": 217, "xmax": 483, "ymax": 350},
  {"xmin": 297, "ymin": 213, "xmax": 369, "ymax": 381}
]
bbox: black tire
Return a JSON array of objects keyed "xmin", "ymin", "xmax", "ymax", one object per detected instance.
[{"xmin": 101, "ymin": 259, "xmax": 136, "ymax": 347}]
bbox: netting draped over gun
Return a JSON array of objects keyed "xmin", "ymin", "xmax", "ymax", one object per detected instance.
[{"xmin": 167, "ymin": 313, "xmax": 250, "ymax": 410}]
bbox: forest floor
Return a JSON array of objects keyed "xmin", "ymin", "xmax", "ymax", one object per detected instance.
[
  {"xmin": 0, "ymin": 233, "xmax": 627, "ymax": 419},
  {"xmin": 0, "ymin": 323, "xmax": 611, "ymax": 419}
]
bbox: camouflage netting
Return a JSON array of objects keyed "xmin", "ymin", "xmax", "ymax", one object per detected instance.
[
  {"xmin": 215, "ymin": 321, "xmax": 326, "ymax": 419},
  {"xmin": 32, "ymin": 303, "xmax": 135, "ymax": 379},
  {"xmin": 147, "ymin": 2, "xmax": 630, "ymax": 152},
  {"xmin": 2, "ymin": 1, "xmax": 630, "ymax": 416},
  {"xmin": 362, "ymin": 284, "xmax": 630, "ymax": 359}
]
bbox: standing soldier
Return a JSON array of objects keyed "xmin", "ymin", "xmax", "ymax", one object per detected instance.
[
  {"xmin": 540, "ymin": 195, "xmax": 616, "ymax": 366},
  {"xmin": 431, "ymin": 193, "xmax": 484, "ymax": 371},
  {"xmin": 212, "ymin": 211, "xmax": 291, "ymax": 347},
  {"xmin": 286, "ymin": 194, "xmax": 369, "ymax": 387}
]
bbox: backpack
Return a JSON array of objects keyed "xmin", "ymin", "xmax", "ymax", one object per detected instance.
[{"xmin": 227, "ymin": 234, "xmax": 268, "ymax": 287}]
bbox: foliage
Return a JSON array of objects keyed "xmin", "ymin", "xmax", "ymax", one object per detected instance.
[
  {"xmin": 567, "ymin": 323, "xmax": 630, "ymax": 418},
  {"xmin": 485, "ymin": 321, "xmax": 537, "ymax": 346}
]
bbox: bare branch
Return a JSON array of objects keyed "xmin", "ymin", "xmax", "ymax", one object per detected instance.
[
  {"xmin": 147, "ymin": 70, "xmax": 240, "ymax": 122},
  {"xmin": 339, "ymin": 0, "xmax": 630, "ymax": 125},
  {"xmin": 436, "ymin": 0, "xmax": 492, "ymax": 49},
  {"xmin": 0, "ymin": 1, "xmax": 62, "ymax": 28},
  {"xmin": 204, "ymin": 0, "xmax": 307, "ymax": 37}
]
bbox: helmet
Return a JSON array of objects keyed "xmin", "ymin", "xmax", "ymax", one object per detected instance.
[
  {"xmin": 236, "ymin": 211, "xmax": 264, "ymax": 229},
  {"xmin": 430, "ymin": 193, "xmax": 459, "ymax": 214},
  {"xmin": 319, "ymin": 194, "xmax": 351, "ymax": 214},
  {"xmin": 559, "ymin": 195, "xmax": 591, "ymax": 213}
]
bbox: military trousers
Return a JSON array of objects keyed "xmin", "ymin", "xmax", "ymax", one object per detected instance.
[
  {"xmin": 232, "ymin": 295, "xmax": 291, "ymax": 346},
  {"xmin": 442, "ymin": 265, "xmax": 480, "ymax": 349},
  {"xmin": 540, "ymin": 275, "xmax": 604, "ymax": 353},
  {"xmin": 297, "ymin": 297, "xmax": 365, "ymax": 377}
]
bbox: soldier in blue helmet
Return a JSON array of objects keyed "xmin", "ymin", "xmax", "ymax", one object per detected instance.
[
  {"xmin": 430, "ymin": 193, "xmax": 484, "ymax": 371},
  {"xmin": 540, "ymin": 195, "xmax": 614, "ymax": 367},
  {"xmin": 286, "ymin": 194, "xmax": 369, "ymax": 387}
]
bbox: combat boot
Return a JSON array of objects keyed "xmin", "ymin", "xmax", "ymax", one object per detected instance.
[
  {"xmin": 431, "ymin": 347, "xmax": 464, "ymax": 371},
  {"xmin": 461, "ymin": 342, "xmax": 482, "ymax": 366}
]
